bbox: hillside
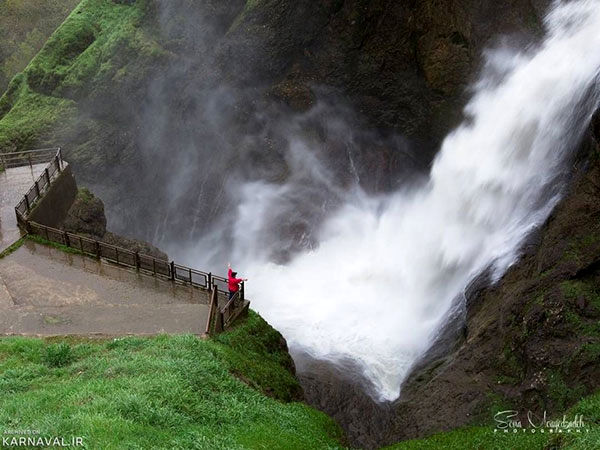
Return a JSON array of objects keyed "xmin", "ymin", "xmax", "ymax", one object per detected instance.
[
  {"xmin": 0, "ymin": 311, "xmax": 344, "ymax": 449},
  {"xmin": 0, "ymin": 0, "xmax": 79, "ymax": 93}
]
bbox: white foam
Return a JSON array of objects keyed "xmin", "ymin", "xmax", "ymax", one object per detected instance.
[{"xmin": 222, "ymin": 0, "xmax": 600, "ymax": 401}]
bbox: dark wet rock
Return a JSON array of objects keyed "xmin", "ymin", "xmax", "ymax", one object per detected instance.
[
  {"xmin": 62, "ymin": 188, "xmax": 106, "ymax": 238},
  {"xmin": 102, "ymin": 232, "xmax": 167, "ymax": 261},
  {"xmin": 269, "ymin": 80, "xmax": 315, "ymax": 112},
  {"xmin": 295, "ymin": 354, "xmax": 393, "ymax": 450}
]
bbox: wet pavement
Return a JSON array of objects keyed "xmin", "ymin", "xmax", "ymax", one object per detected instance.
[
  {"xmin": 0, "ymin": 241, "xmax": 210, "ymax": 336},
  {"xmin": 0, "ymin": 164, "xmax": 46, "ymax": 252}
]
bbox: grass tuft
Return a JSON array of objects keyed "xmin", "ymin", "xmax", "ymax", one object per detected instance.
[{"xmin": 43, "ymin": 342, "xmax": 73, "ymax": 368}]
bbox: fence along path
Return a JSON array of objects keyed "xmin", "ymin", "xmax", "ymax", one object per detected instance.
[{"xmin": 6, "ymin": 147, "xmax": 248, "ymax": 334}]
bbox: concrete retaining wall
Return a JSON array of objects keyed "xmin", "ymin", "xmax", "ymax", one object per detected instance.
[{"xmin": 28, "ymin": 164, "xmax": 78, "ymax": 228}]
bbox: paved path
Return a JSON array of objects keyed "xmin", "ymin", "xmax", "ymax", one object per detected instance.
[
  {"xmin": 0, "ymin": 241, "xmax": 210, "ymax": 336},
  {"xmin": 0, "ymin": 164, "xmax": 46, "ymax": 252}
]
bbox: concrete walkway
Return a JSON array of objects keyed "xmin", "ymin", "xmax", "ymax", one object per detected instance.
[
  {"xmin": 0, "ymin": 164, "xmax": 46, "ymax": 252},
  {"xmin": 0, "ymin": 241, "xmax": 210, "ymax": 336}
]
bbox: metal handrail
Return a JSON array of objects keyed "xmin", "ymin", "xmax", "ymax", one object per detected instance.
[
  {"xmin": 0, "ymin": 148, "xmax": 61, "ymax": 170},
  {"xmin": 10, "ymin": 146, "xmax": 249, "ymax": 334}
]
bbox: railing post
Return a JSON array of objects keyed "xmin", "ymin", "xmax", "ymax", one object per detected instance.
[
  {"xmin": 57, "ymin": 148, "xmax": 63, "ymax": 170},
  {"xmin": 135, "ymin": 252, "xmax": 140, "ymax": 270},
  {"xmin": 170, "ymin": 261, "xmax": 175, "ymax": 281},
  {"xmin": 63, "ymin": 231, "xmax": 69, "ymax": 247},
  {"xmin": 55, "ymin": 154, "xmax": 61, "ymax": 172},
  {"xmin": 24, "ymin": 195, "xmax": 30, "ymax": 212},
  {"xmin": 208, "ymin": 272, "xmax": 212, "ymax": 289},
  {"xmin": 28, "ymin": 154, "xmax": 32, "ymax": 169},
  {"xmin": 216, "ymin": 311, "xmax": 224, "ymax": 333},
  {"xmin": 240, "ymin": 281, "xmax": 245, "ymax": 301},
  {"xmin": 95, "ymin": 241, "xmax": 100, "ymax": 259},
  {"xmin": 45, "ymin": 167, "xmax": 50, "ymax": 185},
  {"xmin": 34, "ymin": 180, "xmax": 40, "ymax": 198}
]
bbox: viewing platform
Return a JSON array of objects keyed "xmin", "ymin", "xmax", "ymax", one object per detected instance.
[
  {"xmin": 0, "ymin": 241, "xmax": 211, "ymax": 336},
  {"xmin": 0, "ymin": 148, "xmax": 249, "ymax": 337},
  {"xmin": 0, "ymin": 163, "xmax": 46, "ymax": 252}
]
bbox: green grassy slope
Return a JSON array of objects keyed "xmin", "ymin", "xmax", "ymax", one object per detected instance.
[
  {"xmin": 0, "ymin": 0, "xmax": 80, "ymax": 94},
  {"xmin": 0, "ymin": 0, "xmax": 163, "ymax": 151},
  {"xmin": 0, "ymin": 312, "xmax": 344, "ymax": 449}
]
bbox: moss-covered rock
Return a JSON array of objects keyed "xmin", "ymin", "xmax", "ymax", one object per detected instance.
[
  {"xmin": 62, "ymin": 187, "xmax": 107, "ymax": 238},
  {"xmin": 61, "ymin": 186, "xmax": 168, "ymax": 260}
]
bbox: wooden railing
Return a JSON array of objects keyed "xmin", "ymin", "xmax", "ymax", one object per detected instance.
[{"xmin": 8, "ymin": 147, "xmax": 249, "ymax": 334}]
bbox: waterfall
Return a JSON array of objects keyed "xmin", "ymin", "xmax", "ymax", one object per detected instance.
[{"xmin": 204, "ymin": 0, "xmax": 600, "ymax": 402}]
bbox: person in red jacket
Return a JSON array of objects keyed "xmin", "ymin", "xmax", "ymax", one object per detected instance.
[{"xmin": 228, "ymin": 262, "xmax": 247, "ymax": 300}]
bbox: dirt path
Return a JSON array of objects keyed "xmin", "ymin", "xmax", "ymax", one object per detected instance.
[{"xmin": 0, "ymin": 241, "xmax": 210, "ymax": 336}]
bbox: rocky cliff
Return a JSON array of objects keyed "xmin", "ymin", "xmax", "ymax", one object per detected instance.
[
  {"xmin": 0, "ymin": 0, "xmax": 551, "ymax": 243},
  {"xmin": 382, "ymin": 118, "xmax": 600, "ymax": 444}
]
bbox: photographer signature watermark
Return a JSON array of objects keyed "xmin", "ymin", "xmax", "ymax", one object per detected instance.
[{"xmin": 493, "ymin": 410, "xmax": 589, "ymax": 434}]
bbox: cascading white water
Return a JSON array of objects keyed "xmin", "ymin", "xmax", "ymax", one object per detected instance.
[{"xmin": 221, "ymin": 0, "xmax": 600, "ymax": 402}]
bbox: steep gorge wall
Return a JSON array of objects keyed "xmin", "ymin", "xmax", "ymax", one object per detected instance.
[
  {"xmin": 383, "ymin": 118, "xmax": 600, "ymax": 444},
  {"xmin": 1, "ymin": 0, "xmax": 551, "ymax": 246}
]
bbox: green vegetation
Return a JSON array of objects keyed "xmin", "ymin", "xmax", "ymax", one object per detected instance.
[
  {"xmin": 42, "ymin": 342, "xmax": 74, "ymax": 367},
  {"xmin": 0, "ymin": 314, "xmax": 344, "ymax": 449},
  {"xmin": 210, "ymin": 311, "xmax": 303, "ymax": 402},
  {"xmin": 77, "ymin": 186, "xmax": 94, "ymax": 203},
  {"xmin": 0, "ymin": 237, "xmax": 25, "ymax": 259},
  {"xmin": 0, "ymin": 73, "xmax": 76, "ymax": 150},
  {"xmin": 0, "ymin": 0, "xmax": 166, "ymax": 150},
  {"xmin": 0, "ymin": 0, "xmax": 79, "ymax": 93},
  {"xmin": 561, "ymin": 280, "xmax": 600, "ymax": 313}
]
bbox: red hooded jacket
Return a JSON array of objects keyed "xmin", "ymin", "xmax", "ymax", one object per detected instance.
[{"xmin": 228, "ymin": 268, "xmax": 243, "ymax": 292}]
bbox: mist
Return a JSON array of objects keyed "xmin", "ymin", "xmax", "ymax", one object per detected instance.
[
  {"xmin": 173, "ymin": 0, "xmax": 600, "ymax": 402},
  {"xmin": 86, "ymin": 0, "xmax": 600, "ymax": 402}
]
